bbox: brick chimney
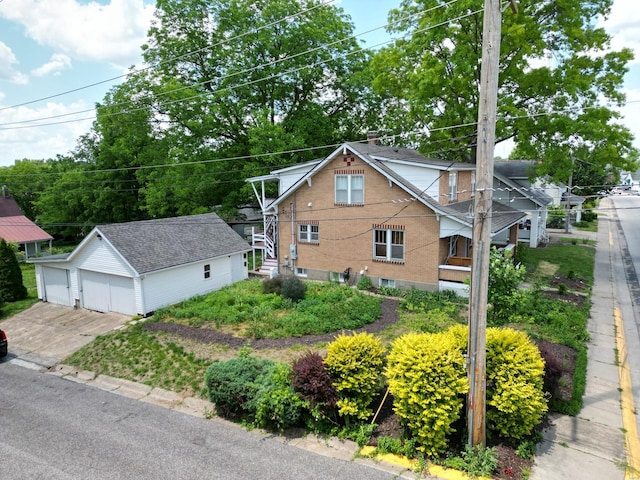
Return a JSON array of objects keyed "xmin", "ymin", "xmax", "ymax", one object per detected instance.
[
  {"xmin": 367, "ymin": 130, "xmax": 379, "ymax": 145},
  {"xmin": 2, "ymin": 185, "xmax": 8, "ymax": 198}
]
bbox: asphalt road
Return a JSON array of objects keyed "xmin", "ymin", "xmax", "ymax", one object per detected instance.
[
  {"xmin": 609, "ymin": 195, "xmax": 640, "ymax": 439},
  {"xmin": 0, "ymin": 362, "xmax": 408, "ymax": 480}
]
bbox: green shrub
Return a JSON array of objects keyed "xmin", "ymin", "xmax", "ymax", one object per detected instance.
[
  {"xmin": 281, "ymin": 275, "xmax": 307, "ymax": 303},
  {"xmin": 254, "ymin": 363, "xmax": 308, "ymax": 431},
  {"xmin": 488, "ymin": 247, "xmax": 527, "ymax": 325},
  {"xmin": 356, "ymin": 275, "xmax": 373, "ymax": 291},
  {"xmin": 205, "ymin": 353, "xmax": 277, "ymax": 419},
  {"xmin": 400, "ymin": 288, "xmax": 464, "ymax": 314},
  {"xmin": 262, "ymin": 275, "xmax": 284, "ymax": 295},
  {"xmin": 377, "ymin": 285, "xmax": 402, "ymax": 297},
  {"xmin": 386, "ymin": 329, "xmax": 468, "ymax": 457},
  {"xmin": 546, "ymin": 205, "xmax": 566, "ymax": 229},
  {"xmin": 485, "ymin": 327, "xmax": 548, "ymax": 441},
  {"xmin": 444, "ymin": 445, "xmax": 498, "ymax": 478},
  {"xmin": 324, "ymin": 332, "xmax": 386, "ymax": 421},
  {"xmin": 0, "ymin": 239, "xmax": 28, "ymax": 302}
]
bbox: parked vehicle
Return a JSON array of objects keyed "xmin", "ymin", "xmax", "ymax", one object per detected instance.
[
  {"xmin": 0, "ymin": 329, "xmax": 7, "ymax": 358},
  {"xmin": 611, "ymin": 185, "xmax": 631, "ymax": 195}
]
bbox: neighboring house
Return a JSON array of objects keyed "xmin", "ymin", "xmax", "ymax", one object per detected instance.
[
  {"xmin": 493, "ymin": 161, "xmax": 553, "ymax": 248},
  {"xmin": 0, "ymin": 185, "xmax": 53, "ymax": 258},
  {"xmin": 247, "ymin": 137, "xmax": 526, "ymax": 296},
  {"xmin": 30, "ymin": 213, "xmax": 251, "ymax": 316}
]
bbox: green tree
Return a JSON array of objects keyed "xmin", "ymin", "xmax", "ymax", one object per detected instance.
[
  {"xmin": 0, "ymin": 239, "xmax": 28, "ymax": 303},
  {"xmin": 138, "ymin": 0, "xmax": 380, "ymax": 207},
  {"xmin": 371, "ymin": 0, "xmax": 638, "ymax": 180},
  {"xmin": 0, "ymin": 159, "xmax": 55, "ymax": 220}
]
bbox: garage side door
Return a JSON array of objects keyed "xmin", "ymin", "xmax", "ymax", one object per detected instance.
[
  {"xmin": 42, "ymin": 267, "xmax": 72, "ymax": 306},
  {"xmin": 81, "ymin": 270, "xmax": 136, "ymax": 315}
]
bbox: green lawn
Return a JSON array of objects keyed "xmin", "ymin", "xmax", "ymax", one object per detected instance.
[{"xmin": 523, "ymin": 243, "xmax": 596, "ymax": 285}]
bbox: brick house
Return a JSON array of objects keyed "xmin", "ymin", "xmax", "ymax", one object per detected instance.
[{"xmin": 247, "ymin": 138, "xmax": 525, "ymax": 295}]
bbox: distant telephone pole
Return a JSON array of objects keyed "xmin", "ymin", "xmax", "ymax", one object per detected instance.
[{"xmin": 468, "ymin": 0, "xmax": 517, "ymax": 447}]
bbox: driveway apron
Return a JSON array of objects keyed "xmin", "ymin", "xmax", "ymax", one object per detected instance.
[{"xmin": 1, "ymin": 302, "xmax": 130, "ymax": 367}]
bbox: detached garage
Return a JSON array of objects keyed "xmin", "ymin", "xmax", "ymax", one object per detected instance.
[{"xmin": 31, "ymin": 213, "xmax": 251, "ymax": 316}]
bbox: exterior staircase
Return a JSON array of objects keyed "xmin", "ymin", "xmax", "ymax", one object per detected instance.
[{"xmin": 258, "ymin": 257, "xmax": 278, "ymax": 277}]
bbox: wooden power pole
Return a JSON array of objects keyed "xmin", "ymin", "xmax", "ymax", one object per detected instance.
[{"xmin": 468, "ymin": 0, "xmax": 516, "ymax": 447}]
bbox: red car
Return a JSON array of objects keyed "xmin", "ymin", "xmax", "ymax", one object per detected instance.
[{"xmin": 0, "ymin": 329, "xmax": 7, "ymax": 358}]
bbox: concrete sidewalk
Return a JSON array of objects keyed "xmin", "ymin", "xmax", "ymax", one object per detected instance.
[{"xmin": 531, "ymin": 208, "xmax": 634, "ymax": 479}]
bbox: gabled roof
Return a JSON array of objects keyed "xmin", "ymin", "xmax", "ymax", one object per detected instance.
[
  {"xmin": 95, "ymin": 213, "xmax": 251, "ymax": 274},
  {"xmin": 493, "ymin": 160, "xmax": 552, "ymax": 207},
  {"xmin": 32, "ymin": 213, "xmax": 251, "ymax": 274},
  {"xmin": 266, "ymin": 141, "xmax": 524, "ymax": 235},
  {"xmin": 0, "ymin": 192, "xmax": 23, "ymax": 217},
  {"xmin": 445, "ymin": 200, "xmax": 527, "ymax": 234},
  {"xmin": 0, "ymin": 215, "xmax": 53, "ymax": 243}
]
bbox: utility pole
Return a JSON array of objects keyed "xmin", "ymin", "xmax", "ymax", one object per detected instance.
[{"xmin": 468, "ymin": 0, "xmax": 516, "ymax": 447}]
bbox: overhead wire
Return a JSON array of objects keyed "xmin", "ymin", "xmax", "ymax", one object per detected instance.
[{"xmin": 0, "ymin": 0, "xmax": 467, "ymax": 130}]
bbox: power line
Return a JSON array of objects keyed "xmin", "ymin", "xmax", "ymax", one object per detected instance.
[
  {"xmin": 0, "ymin": 1, "xmax": 468, "ymax": 130},
  {"xmin": 0, "ymin": 0, "xmax": 341, "ymax": 113}
]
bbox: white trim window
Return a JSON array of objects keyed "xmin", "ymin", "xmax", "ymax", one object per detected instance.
[
  {"xmin": 298, "ymin": 223, "xmax": 319, "ymax": 243},
  {"xmin": 449, "ymin": 171, "xmax": 458, "ymax": 201},
  {"xmin": 379, "ymin": 278, "xmax": 396, "ymax": 288},
  {"xmin": 295, "ymin": 267, "xmax": 308, "ymax": 277},
  {"xmin": 373, "ymin": 227, "xmax": 405, "ymax": 262},
  {"xmin": 335, "ymin": 174, "xmax": 364, "ymax": 204}
]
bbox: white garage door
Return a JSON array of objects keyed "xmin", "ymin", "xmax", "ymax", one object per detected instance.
[
  {"xmin": 42, "ymin": 267, "xmax": 72, "ymax": 306},
  {"xmin": 81, "ymin": 270, "xmax": 136, "ymax": 315}
]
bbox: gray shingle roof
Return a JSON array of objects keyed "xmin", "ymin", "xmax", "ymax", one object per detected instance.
[
  {"xmin": 347, "ymin": 142, "xmax": 477, "ymax": 170},
  {"xmin": 96, "ymin": 213, "xmax": 250, "ymax": 274},
  {"xmin": 445, "ymin": 200, "xmax": 527, "ymax": 234}
]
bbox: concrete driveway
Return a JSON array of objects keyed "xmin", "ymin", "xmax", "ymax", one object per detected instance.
[{"xmin": 1, "ymin": 302, "xmax": 130, "ymax": 368}]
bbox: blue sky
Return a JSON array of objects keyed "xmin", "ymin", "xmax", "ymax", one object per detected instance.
[{"xmin": 0, "ymin": 0, "xmax": 638, "ymax": 167}]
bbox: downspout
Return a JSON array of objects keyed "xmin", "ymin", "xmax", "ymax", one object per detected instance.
[{"xmin": 290, "ymin": 201, "xmax": 295, "ymax": 272}]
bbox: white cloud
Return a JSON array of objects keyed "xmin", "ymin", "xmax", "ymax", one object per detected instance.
[
  {"xmin": 0, "ymin": 41, "xmax": 28, "ymax": 84},
  {"xmin": 0, "ymin": 100, "xmax": 95, "ymax": 165},
  {"xmin": 599, "ymin": 0, "xmax": 640, "ymax": 65},
  {"xmin": 0, "ymin": 0, "xmax": 155, "ymax": 68},
  {"xmin": 31, "ymin": 53, "xmax": 72, "ymax": 77}
]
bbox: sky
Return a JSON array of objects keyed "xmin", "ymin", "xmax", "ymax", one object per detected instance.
[{"xmin": 0, "ymin": 0, "xmax": 639, "ymax": 167}]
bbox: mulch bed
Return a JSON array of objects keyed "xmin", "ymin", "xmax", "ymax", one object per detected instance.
[{"xmin": 143, "ymin": 298, "xmax": 400, "ymax": 349}]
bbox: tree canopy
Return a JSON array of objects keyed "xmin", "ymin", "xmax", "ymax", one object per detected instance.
[{"xmin": 370, "ymin": 0, "xmax": 638, "ymax": 183}]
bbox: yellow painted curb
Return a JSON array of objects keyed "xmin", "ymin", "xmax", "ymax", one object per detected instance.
[
  {"xmin": 359, "ymin": 446, "xmax": 491, "ymax": 480},
  {"xmin": 614, "ymin": 307, "xmax": 640, "ymax": 480}
]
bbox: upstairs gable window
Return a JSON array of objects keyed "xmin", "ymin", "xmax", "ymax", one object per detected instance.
[{"xmin": 335, "ymin": 173, "xmax": 364, "ymax": 205}]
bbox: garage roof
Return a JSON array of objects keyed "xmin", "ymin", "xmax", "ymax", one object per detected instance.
[{"xmin": 96, "ymin": 212, "xmax": 251, "ymax": 274}]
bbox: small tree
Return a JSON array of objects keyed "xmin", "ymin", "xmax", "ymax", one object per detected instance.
[
  {"xmin": 488, "ymin": 247, "xmax": 526, "ymax": 325},
  {"xmin": 0, "ymin": 239, "xmax": 28, "ymax": 303}
]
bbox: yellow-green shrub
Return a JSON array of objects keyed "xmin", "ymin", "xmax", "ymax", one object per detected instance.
[
  {"xmin": 486, "ymin": 327, "xmax": 548, "ymax": 440},
  {"xmin": 386, "ymin": 331, "xmax": 468, "ymax": 457},
  {"xmin": 324, "ymin": 332, "xmax": 386, "ymax": 421}
]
